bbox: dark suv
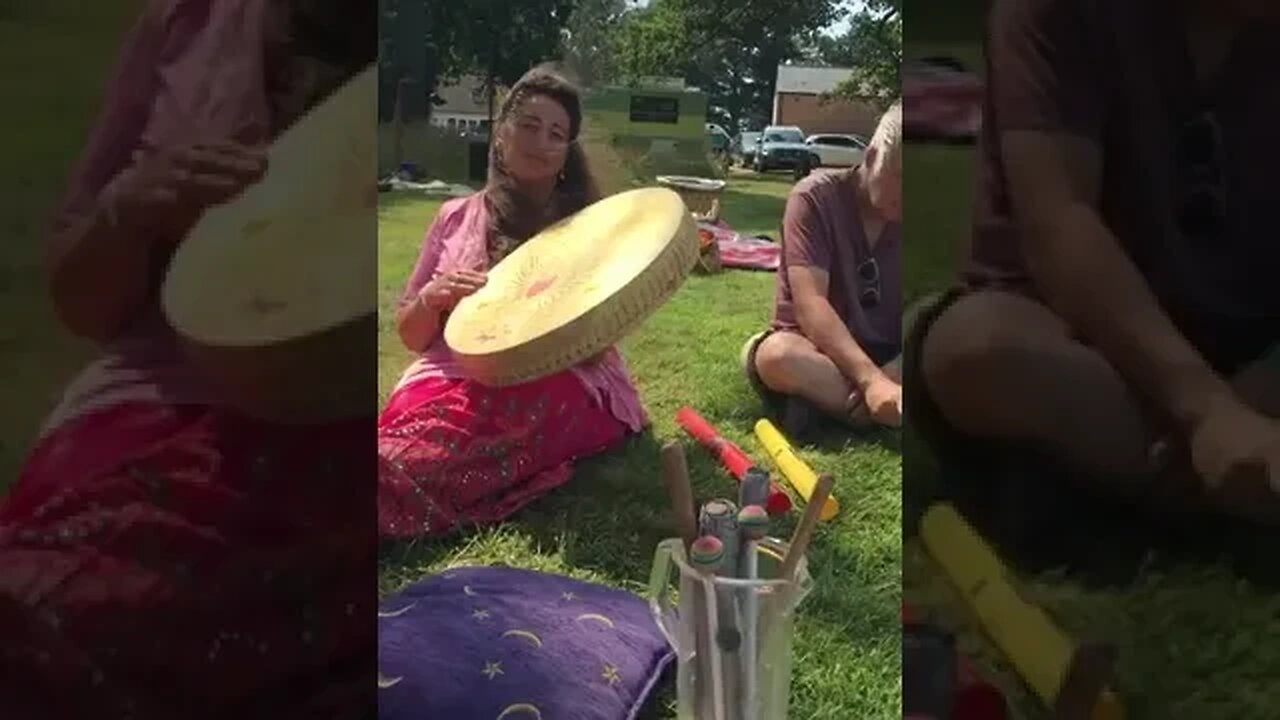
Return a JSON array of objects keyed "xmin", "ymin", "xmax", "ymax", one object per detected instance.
[{"xmin": 754, "ymin": 125, "xmax": 821, "ymax": 178}]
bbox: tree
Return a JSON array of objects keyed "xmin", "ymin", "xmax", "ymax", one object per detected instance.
[
  {"xmin": 614, "ymin": 0, "xmax": 842, "ymax": 132},
  {"xmin": 824, "ymin": 0, "xmax": 901, "ymax": 105},
  {"xmin": 379, "ymin": 0, "xmax": 580, "ymax": 123},
  {"xmin": 451, "ymin": 0, "xmax": 578, "ymax": 88},
  {"xmin": 379, "ymin": 0, "xmax": 478, "ymax": 121},
  {"xmin": 613, "ymin": 1, "xmax": 691, "ymax": 83},
  {"xmin": 560, "ymin": 0, "xmax": 630, "ymax": 87},
  {"xmin": 451, "ymin": 0, "xmax": 579, "ymax": 127}
]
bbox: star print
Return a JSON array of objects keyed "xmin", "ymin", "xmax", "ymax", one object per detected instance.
[
  {"xmin": 482, "ymin": 661, "xmax": 504, "ymax": 679},
  {"xmin": 602, "ymin": 663, "xmax": 622, "ymax": 687},
  {"xmin": 471, "ymin": 609, "xmax": 491, "ymax": 621},
  {"xmin": 561, "ymin": 592, "xmax": 578, "ymax": 602}
]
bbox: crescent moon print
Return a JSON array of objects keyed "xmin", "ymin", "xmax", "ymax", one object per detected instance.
[
  {"xmin": 377, "ymin": 602, "xmax": 416, "ymax": 618},
  {"xmin": 464, "ymin": 585, "xmax": 478, "ymax": 596},
  {"xmin": 575, "ymin": 613, "xmax": 616, "ymax": 629},
  {"xmin": 496, "ymin": 704, "xmax": 543, "ymax": 719},
  {"xmin": 378, "ymin": 673, "xmax": 403, "ymax": 689},
  {"xmin": 500, "ymin": 629, "xmax": 543, "ymax": 648}
]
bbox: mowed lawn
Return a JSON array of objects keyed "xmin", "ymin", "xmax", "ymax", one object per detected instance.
[
  {"xmin": 0, "ymin": 2, "xmax": 144, "ymax": 487},
  {"xmin": 377, "ymin": 175, "xmax": 904, "ymax": 718},
  {"xmin": 903, "ymin": 144, "xmax": 1280, "ymax": 719}
]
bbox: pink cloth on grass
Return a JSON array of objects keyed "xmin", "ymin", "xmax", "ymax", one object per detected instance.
[
  {"xmin": 698, "ymin": 220, "xmax": 781, "ymax": 271},
  {"xmin": 394, "ymin": 193, "xmax": 649, "ymax": 433}
]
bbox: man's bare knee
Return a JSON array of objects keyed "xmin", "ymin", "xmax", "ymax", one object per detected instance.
[
  {"xmin": 920, "ymin": 291, "xmax": 1068, "ymax": 423},
  {"xmin": 755, "ymin": 333, "xmax": 809, "ymax": 393}
]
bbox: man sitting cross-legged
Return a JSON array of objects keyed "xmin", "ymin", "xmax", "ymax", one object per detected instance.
[
  {"xmin": 742, "ymin": 102, "xmax": 903, "ymax": 439},
  {"xmin": 906, "ymin": 0, "xmax": 1280, "ymax": 540}
]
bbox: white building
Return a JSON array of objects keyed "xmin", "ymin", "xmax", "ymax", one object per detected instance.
[{"xmin": 430, "ymin": 75, "xmax": 493, "ymax": 136}]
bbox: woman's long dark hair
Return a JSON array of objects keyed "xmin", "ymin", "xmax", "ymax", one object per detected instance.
[{"xmin": 485, "ymin": 66, "xmax": 602, "ymax": 264}]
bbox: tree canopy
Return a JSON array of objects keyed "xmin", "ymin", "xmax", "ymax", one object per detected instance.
[
  {"xmin": 380, "ymin": 0, "xmax": 578, "ymax": 120},
  {"xmin": 820, "ymin": 0, "xmax": 901, "ymax": 105},
  {"xmin": 613, "ymin": 0, "xmax": 842, "ymax": 132},
  {"xmin": 379, "ymin": 0, "xmax": 902, "ymax": 126}
]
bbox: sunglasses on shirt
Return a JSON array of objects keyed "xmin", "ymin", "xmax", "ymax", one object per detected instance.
[
  {"xmin": 1174, "ymin": 110, "xmax": 1227, "ymax": 243},
  {"xmin": 858, "ymin": 257, "xmax": 881, "ymax": 309}
]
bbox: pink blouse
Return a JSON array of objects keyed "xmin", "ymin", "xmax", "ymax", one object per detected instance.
[
  {"xmin": 41, "ymin": 0, "xmax": 288, "ymax": 436},
  {"xmin": 394, "ymin": 194, "xmax": 649, "ymax": 433}
]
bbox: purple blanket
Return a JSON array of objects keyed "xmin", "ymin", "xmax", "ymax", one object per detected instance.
[{"xmin": 378, "ymin": 566, "xmax": 675, "ymax": 720}]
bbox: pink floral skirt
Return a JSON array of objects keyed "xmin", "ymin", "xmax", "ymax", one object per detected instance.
[
  {"xmin": 0, "ymin": 401, "xmax": 373, "ymax": 717},
  {"xmin": 377, "ymin": 371, "xmax": 630, "ymax": 539}
]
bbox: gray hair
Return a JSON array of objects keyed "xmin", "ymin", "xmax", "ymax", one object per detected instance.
[{"xmin": 868, "ymin": 99, "xmax": 902, "ymax": 163}]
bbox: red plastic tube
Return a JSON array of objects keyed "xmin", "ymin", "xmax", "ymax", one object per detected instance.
[
  {"xmin": 902, "ymin": 602, "xmax": 1009, "ymax": 720},
  {"xmin": 675, "ymin": 407, "xmax": 793, "ymax": 516}
]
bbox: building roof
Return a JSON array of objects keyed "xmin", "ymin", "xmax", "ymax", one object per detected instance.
[{"xmin": 774, "ymin": 64, "xmax": 855, "ymax": 95}]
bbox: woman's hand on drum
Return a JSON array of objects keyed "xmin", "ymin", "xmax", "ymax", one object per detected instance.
[
  {"xmin": 420, "ymin": 270, "xmax": 488, "ymax": 311},
  {"xmin": 109, "ymin": 141, "xmax": 268, "ymax": 238}
]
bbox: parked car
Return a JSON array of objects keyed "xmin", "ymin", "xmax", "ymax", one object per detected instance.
[
  {"xmin": 706, "ymin": 123, "xmax": 732, "ymax": 155},
  {"xmin": 805, "ymin": 133, "xmax": 867, "ymax": 167},
  {"xmin": 903, "ymin": 56, "xmax": 984, "ymax": 142},
  {"xmin": 733, "ymin": 131, "xmax": 762, "ymax": 166},
  {"xmin": 754, "ymin": 125, "xmax": 820, "ymax": 176}
]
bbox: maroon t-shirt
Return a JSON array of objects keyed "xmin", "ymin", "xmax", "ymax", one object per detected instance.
[
  {"xmin": 967, "ymin": 0, "xmax": 1280, "ymax": 370},
  {"xmin": 772, "ymin": 169, "xmax": 902, "ymax": 364}
]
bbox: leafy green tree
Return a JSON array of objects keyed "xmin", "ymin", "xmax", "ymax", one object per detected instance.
[
  {"xmin": 614, "ymin": 0, "xmax": 841, "ymax": 132},
  {"xmin": 823, "ymin": 0, "xmax": 901, "ymax": 105},
  {"xmin": 560, "ymin": 0, "xmax": 630, "ymax": 87},
  {"xmin": 380, "ymin": 0, "xmax": 579, "ymax": 122}
]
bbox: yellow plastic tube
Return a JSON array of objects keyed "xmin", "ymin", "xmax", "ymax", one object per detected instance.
[
  {"xmin": 753, "ymin": 419, "xmax": 839, "ymax": 521},
  {"xmin": 920, "ymin": 503, "xmax": 1124, "ymax": 720}
]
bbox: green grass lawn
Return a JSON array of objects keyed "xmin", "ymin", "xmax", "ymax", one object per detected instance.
[
  {"xmin": 904, "ymin": 143, "xmax": 1280, "ymax": 720},
  {"xmin": 0, "ymin": 2, "xmax": 144, "ymax": 486},
  {"xmin": 377, "ymin": 176, "xmax": 903, "ymax": 718}
]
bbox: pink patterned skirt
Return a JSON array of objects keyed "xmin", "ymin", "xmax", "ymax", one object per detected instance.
[
  {"xmin": 0, "ymin": 401, "xmax": 373, "ymax": 718},
  {"xmin": 377, "ymin": 371, "xmax": 630, "ymax": 539}
]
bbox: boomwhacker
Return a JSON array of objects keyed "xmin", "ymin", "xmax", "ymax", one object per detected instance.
[
  {"xmin": 690, "ymin": 535, "xmax": 727, "ymax": 720},
  {"xmin": 754, "ymin": 418, "xmax": 840, "ymax": 522},
  {"xmin": 737, "ymin": 504, "xmax": 769, "ymax": 720},
  {"xmin": 920, "ymin": 503, "xmax": 1125, "ymax": 720},
  {"xmin": 676, "ymin": 407, "xmax": 792, "ymax": 516}
]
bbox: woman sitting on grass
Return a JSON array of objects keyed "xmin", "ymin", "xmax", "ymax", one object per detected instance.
[
  {"xmin": 0, "ymin": 1, "xmax": 373, "ymax": 714},
  {"xmin": 378, "ymin": 66, "xmax": 648, "ymax": 539}
]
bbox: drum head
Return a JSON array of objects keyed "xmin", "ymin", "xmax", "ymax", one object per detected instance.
[
  {"xmin": 161, "ymin": 64, "xmax": 377, "ymax": 349},
  {"xmin": 445, "ymin": 187, "xmax": 699, "ymax": 386}
]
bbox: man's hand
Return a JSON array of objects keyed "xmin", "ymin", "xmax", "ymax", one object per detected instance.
[
  {"xmin": 848, "ymin": 375, "xmax": 902, "ymax": 428},
  {"xmin": 1188, "ymin": 392, "xmax": 1280, "ymax": 519}
]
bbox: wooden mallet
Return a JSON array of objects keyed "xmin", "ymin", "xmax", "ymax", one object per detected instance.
[
  {"xmin": 779, "ymin": 474, "xmax": 835, "ymax": 583},
  {"xmin": 661, "ymin": 441, "xmax": 698, "ymax": 551}
]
